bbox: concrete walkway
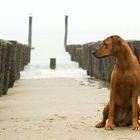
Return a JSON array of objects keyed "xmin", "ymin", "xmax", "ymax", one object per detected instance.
[{"xmin": 0, "ymin": 78, "xmax": 139, "ymax": 140}]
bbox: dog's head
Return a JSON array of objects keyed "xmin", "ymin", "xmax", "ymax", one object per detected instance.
[{"xmin": 92, "ymin": 35, "xmax": 125, "ymax": 58}]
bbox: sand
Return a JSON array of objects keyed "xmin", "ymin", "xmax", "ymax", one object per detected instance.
[{"xmin": 0, "ymin": 78, "xmax": 139, "ymax": 140}]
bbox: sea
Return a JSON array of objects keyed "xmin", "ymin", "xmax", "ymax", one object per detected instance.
[
  {"xmin": 20, "ymin": 31, "xmax": 89, "ymax": 80},
  {"xmin": 20, "ymin": 31, "xmax": 107, "ymax": 88}
]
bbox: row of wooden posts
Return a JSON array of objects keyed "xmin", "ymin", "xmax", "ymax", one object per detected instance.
[
  {"xmin": 63, "ymin": 16, "xmax": 140, "ymax": 82},
  {"xmin": 65, "ymin": 41, "xmax": 140, "ymax": 82},
  {"xmin": 0, "ymin": 39, "xmax": 31, "ymax": 96}
]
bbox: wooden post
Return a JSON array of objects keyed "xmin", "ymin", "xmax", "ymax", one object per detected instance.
[
  {"xmin": 64, "ymin": 15, "xmax": 68, "ymax": 50},
  {"xmin": 28, "ymin": 15, "xmax": 32, "ymax": 48},
  {"xmin": 50, "ymin": 58, "xmax": 56, "ymax": 69}
]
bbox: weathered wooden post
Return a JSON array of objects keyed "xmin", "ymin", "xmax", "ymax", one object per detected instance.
[
  {"xmin": 28, "ymin": 15, "xmax": 32, "ymax": 48},
  {"xmin": 50, "ymin": 58, "xmax": 56, "ymax": 69},
  {"xmin": 64, "ymin": 15, "xmax": 68, "ymax": 50}
]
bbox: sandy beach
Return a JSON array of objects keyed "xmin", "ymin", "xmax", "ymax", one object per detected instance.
[{"xmin": 0, "ymin": 78, "xmax": 139, "ymax": 140}]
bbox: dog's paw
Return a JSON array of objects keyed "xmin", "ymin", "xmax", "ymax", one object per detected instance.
[
  {"xmin": 132, "ymin": 123, "xmax": 140, "ymax": 131},
  {"xmin": 105, "ymin": 122, "xmax": 113, "ymax": 130},
  {"xmin": 95, "ymin": 121, "xmax": 105, "ymax": 128},
  {"xmin": 105, "ymin": 125, "xmax": 113, "ymax": 130}
]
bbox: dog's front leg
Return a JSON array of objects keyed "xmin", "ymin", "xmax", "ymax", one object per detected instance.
[
  {"xmin": 105, "ymin": 90, "xmax": 115, "ymax": 130},
  {"xmin": 132, "ymin": 90, "xmax": 140, "ymax": 130}
]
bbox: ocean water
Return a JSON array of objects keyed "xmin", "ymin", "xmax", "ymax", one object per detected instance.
[
  {"xmin": 21, "ymin": 56, "xmax": 87, "ymax": 79},
  {"xmin": 20, "ymin": 31, "xmax": 88, "ymax": 80}
]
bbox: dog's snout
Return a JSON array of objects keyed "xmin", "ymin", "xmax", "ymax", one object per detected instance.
[{"xmin": 92, "ymin": 49, "xmax": 101, "ymax": 58}]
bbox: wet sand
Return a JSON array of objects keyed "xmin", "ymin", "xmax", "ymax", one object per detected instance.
[{"xmin": 0, "ymin": 78, "xmax": 139, "ymax": 140}]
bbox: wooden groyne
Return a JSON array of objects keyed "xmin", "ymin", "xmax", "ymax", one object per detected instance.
[
  {"xmin": 66, "ymin": 40, "xmax": 140, "ymax": 82},
  {"xmin": 0, "ymin": 39, "xmax": 30, "ymax": 96}
]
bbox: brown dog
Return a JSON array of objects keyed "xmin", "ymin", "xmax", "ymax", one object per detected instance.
[{"xmin": 93, "ymin": 35, "xmax": 140, "ymax": 130}]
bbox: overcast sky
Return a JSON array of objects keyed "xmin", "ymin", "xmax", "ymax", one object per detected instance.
[{"xmin": 0, "ymin": 0, "xmax": 140, "ymax": 45}]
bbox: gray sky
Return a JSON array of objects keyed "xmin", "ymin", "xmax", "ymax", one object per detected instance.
[{"xmin": 0, "ymin": 0, "xmax": 140, "ymax": 45}]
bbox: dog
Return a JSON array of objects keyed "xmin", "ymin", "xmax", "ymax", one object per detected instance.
[{"xmin": 92, "ymin": 35, "xmax": 140, "ymax": 130}]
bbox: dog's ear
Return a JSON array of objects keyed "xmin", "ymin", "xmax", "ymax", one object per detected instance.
[
  {"xmin": 117, "ymin": 36, "xmax": 128, "ymax": 47},
  {"xmin": 117, "ymin": 37, "xmax": 121, "ymax": 44}
]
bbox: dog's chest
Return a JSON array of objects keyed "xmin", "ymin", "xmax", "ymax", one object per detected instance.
[
  {"xmin": 114, "ymin": 72, "xmax": 136, "ymax": 105},
  {"xmin": 114, "ymin": 69, "xmax": 137, "ymax": 87},
  {"xmin": 116, "ymin": 83, "xmax": 133, "ymax": 95},
  {"xmin": 115, "ymin": 83, "xmax": 132, "ymax": 107}
]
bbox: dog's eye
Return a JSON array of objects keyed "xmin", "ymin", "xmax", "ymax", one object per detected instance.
[{"xmin": 104, "ymin": 42, "xmax": 107, "ymax": 46}]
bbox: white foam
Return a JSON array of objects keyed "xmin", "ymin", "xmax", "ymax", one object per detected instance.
[{"xmin": 20, "ymin": 62, "xmax": 87, "ymax": 79}]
